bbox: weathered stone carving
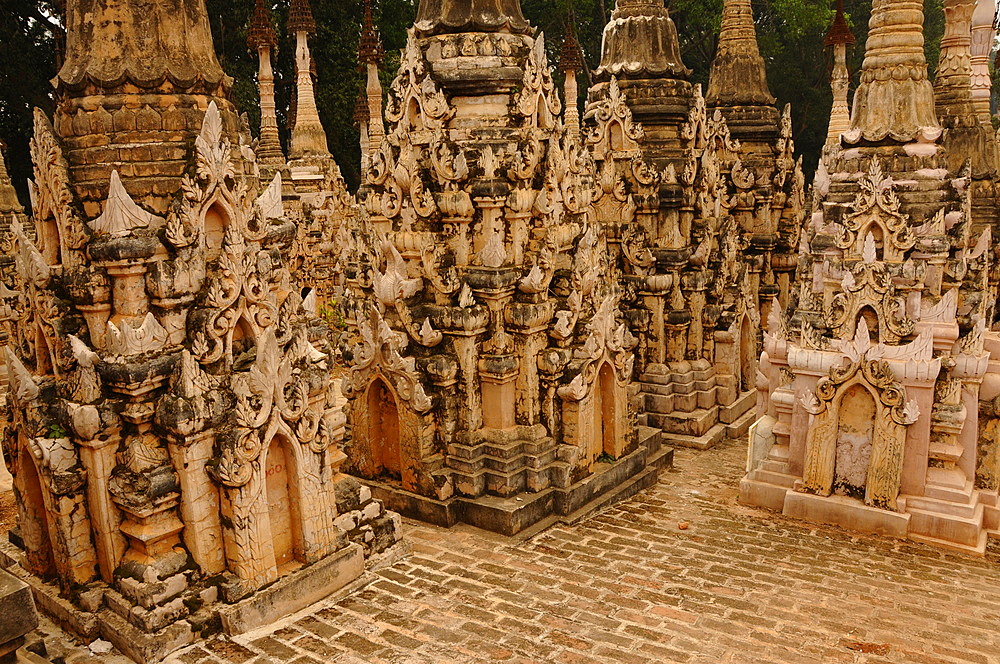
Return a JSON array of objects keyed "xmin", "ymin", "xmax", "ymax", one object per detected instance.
[
  {"xmin": 3, "ymin": 3, "xmax": 400, "ymax": 661},
  {"xmin": 744, "ymin": 0, "xmax": 1000, "ymax": 555}
]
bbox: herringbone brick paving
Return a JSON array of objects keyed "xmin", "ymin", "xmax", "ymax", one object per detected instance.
[{"xmin": 160, "ymin": 437, "xmax": 1000, "ymax": 663}]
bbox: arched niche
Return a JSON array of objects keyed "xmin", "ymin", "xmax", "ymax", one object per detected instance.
[
  {"xmin": 231, "ymin": 314, "xmax": 257, "ymax": 360},
  {"xmin": 406, "ymin": 98, "xmax": 424, "ymax": 131},
  {"xmin": 564, "ymin": 360, "xmax": 628, "ymax": 473},
  {"xmin": 609, "ymin": 121, "xmax": 625, "ymax": 153},
  {"xmin": 35, "ymin": 324, "xmax": 54, "ymax": 376},
  {"xmin": 38, "ymin": 218, "xmax": 62, "ymax": 266},
  {"xmin": 802, "ymin": 360, "xmax": 913, "ymax": 511},
  {"xmin": 203, "ymin": 201, "xmax": 230, "ymax": 261},
  {"xmin": 595, "ymin": 362, "xmax": 617, "ymax": 460},
  {"xmin": 17, "ymin": 443, "xmax": 56, "ymax": 579},
  {"xmin": 833, "ymin": 384, "xmax": 876, "ymax": 499},
  {"xmin": 263, "ymin": 434, "xmax": 303, "ymax": 572},
  {"xmin": 857, "ymin": 306, "xmax": 880, "ymax": 343},
  {"xmin": 367, "ymin": 377, "xmax": 402, "ymax": 480}
]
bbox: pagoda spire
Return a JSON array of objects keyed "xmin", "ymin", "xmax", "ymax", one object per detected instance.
[
  {"xmin": 359, "ymin": 0, "xmax": 384, "ymax": 170},
  {"xmin": 823, "ymin": 0, "xmax": 855, "ymax": 151},
  {"xmin": 57, "ymin": 0, "xmax": 226, "ymax": 96},
  {"xmin": 288, "ymin": 0, "xmax": 330, "ymax": 158},
  {"xmin": 934, "ymin": 0, "xmax": 978, "ymax": 123},
  {"xmin": 248, "ymin": 0, "xmax": 284, "ymax": 168},
  {"xmin": 706, "ymin": 0, "xmax": 775, "ymax": 108},
  {"xmin": 594, "ymin": 0, "xmax": 690, "ymax": 82},
  {"xmin": 559, "ymin": 15, "xmax": 585, "ymax": 140},
  {"xmin": 844, "ymin": 0, "xmax": 940, "ymax": 144},
  {"xmin": 55, "ymin": 0, "xmax": 239, "ymax": 215},
  {"xmin": 969, "ymin": 0, "xmax": 996, "ymax": 121},
  {"xmin": 0, "ymin": 142, "xmax": 22, "ymax": 217},
  {"xmin": 414, "ymin": 0, "xmax": 531, "ymax": 37}
]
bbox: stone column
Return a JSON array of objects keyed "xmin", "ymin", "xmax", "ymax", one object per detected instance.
[
  {"xmin": 970, "ymin": 0, "xmax": 996, "ymax": 121},
  {"xmin": 826, "ymin": 43, "xmax": 851, "ymax": 149},
  {"xmin": 77, "ymin": 435, "xmax": 126, "ymax": 582},
  {"xmin": 167, "ymin": 431, "xmax": 225, "ymax": 575}
]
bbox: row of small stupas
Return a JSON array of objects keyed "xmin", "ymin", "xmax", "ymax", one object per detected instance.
[
  {"xmin": 743, "ymin": 0, "xmax": 1000, "ymax": 554},
  {"xmin": 236, "ymin": 0, "xmax": 806, "ymax": 535},
  {"xmin": 0, "ymin": 0, "xmax": 401, "ymax": 662}
]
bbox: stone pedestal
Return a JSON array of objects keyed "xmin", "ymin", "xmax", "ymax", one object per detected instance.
[{"xmin": 0, "ymin": 569, "xmax": 38, "ymax": 663}]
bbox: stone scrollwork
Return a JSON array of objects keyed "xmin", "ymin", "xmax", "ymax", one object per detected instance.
[
  {"xmin": 585, "ymin": 77, "xmax": 644, "ymax": 155},
  {"xmin": 343, "ymin": 306, "xmax": 433, "ymax": 414},
  {"xmin": 837, "ymin": 158, "xmax": 915, "ymax": 261}
]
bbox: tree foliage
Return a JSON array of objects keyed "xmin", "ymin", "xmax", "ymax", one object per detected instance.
[{"xmin": 0, "ymin": 0, "xmax": 964, "ymax": 201}]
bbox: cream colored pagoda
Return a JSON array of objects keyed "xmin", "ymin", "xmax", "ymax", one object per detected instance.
[{"xmin": 744, "ymin": 0, "xmax": 1000, "ymax": 554}]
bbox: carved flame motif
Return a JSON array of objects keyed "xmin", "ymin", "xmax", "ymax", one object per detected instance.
[{"xmin": 90, "ymin": 170, "xmax": 163, "ymax": 237}]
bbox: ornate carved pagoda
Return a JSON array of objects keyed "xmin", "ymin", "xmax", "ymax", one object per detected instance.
[
  {"xmin": 744, "ymin": 0, "xmax": 1000, "ymax": 554},
  {"xmin": 338, "ymin": 0, "xmax": 671, "ymax": 535},
  {"xmin": 580, "ymin": 0, "xmax": 804, "ymax": 450},
  {"xmin": 0, "ymin": 1, "xmax": 399, "ymax": 661}
]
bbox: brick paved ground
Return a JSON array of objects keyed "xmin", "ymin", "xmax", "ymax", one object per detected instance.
[{"xmin": 153, "ymin": 437, "xmax": 1000, "ymax": 664}]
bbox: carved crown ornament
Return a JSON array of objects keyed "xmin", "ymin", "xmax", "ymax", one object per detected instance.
[
  {"xmin": 836, "ymin": 158, "xmax": 915, "ymax": 261},
  {"xmin": 343, "ymin": 305, "xmax": 433, "ymax": 414}
]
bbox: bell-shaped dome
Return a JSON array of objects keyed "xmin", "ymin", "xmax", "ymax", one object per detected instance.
[
  {"xmin": 594, "ymin": 0, "xmax": 691, "ymax": 81},
  {"xmin": 414, "ymin": 0, "xmax": 532, "ymax": 36},
  {"xmin": 58, "ymin": 0, "xmax": 227, "ymax": 92}
]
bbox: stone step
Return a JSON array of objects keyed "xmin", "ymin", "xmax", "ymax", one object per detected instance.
[
  {"xmin": 922, "ymin": 479, "xmax": 976, "ymax": 505},
  {"xmin": 905, "ymin": 492, "xmax": 981, "ymax": 520},
  {"xmin": 720, "ymin": 390, "xmax": 755, "ymax": 424},
  {"xmin": 738, "ymin": 477, "xmax": 791, "ymax": 513},
  {"xmin": 648, "ymin": 407, "xmax": 719, "ymax": 437},
  {"xmin": 748, "ymin": 468, "xmax": 797, "ymax": 489},
  {"xmin": 907, "ymin": 501, "xmax": 985, "ymax": 550},
  {"xmin": 662, "ymin": 422, "xmax": 726, "ymax": 450},
  {"xmin": 725, "ymin": 408, "xmax": 756, "ymax": 439}
]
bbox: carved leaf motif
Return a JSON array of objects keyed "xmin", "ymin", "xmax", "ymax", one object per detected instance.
[
  {"xmin": 5, "ymin": 347, "xmax": 39, "ymax": 402},
  {"xmin": 105, "ymin": 313, "xmax": 168, "ymax": 357},
  {"xmin": 256, "ymin": 172, "xmax": 284, "ymax": 220},
  {"xmin": 90, "ymin": 170, "xmax": 162, "ymax": 237},
  {"xmin": 479, "ymin": 229, "xmax": 507, "ymax": 268},
  {"xmin": 557, "ymin": 372, "xmax": 588, "ymax": 401}
]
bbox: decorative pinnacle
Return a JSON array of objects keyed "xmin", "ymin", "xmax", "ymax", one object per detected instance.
[
  {"xmin": 288, "ymin": 0, "xmax": 317, "ymax": 35},
  {"xmin": 414, "ymin": 0, "xmax": 532, "ymax": 37},
  {"xmin": 248, "ymin": 0, "xmax": 277, "ymax": 50},
  {"xmin": 845, "ymin": 0, "xmax": 941, "ymax": 143},
  {"xmin": 353, "ymin": 91, "xmax": 370, "ymax": 127},
  {"xmin": 559, "ymin": 16, "xmax": 584, "ymax": 73},
  {"xmin": 706, "ymin": 0, "xmax": 775, "ymax": 106},
  {"xmin": 824, "ymin": 0, "xmax": 855, "ymax": 47},
  {"xmin": 359, "ymin": 0, "xmax": 384, "ymax": 66}
]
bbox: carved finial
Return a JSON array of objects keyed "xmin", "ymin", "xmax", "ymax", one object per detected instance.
[
  {"xmin": 824, "ymin": 0, "xmax": 855, "ymax": 47},
  {"xmin": 247, "ymin": 0, "xmax": 277, "ymax": 50},
  {"xmin": 359, "ymin": 0, "xmax": 384, "ymax": 65},
  {"xmin": 559, "ymin": 14, "xmax": 584, "ymax": 74},
  {"xmin": 288, "ymin": 0, "xmax": 317, "ymax": 35},
  {"xmin": 706, "ymin": 0, "xmax": 775, "ymax": 107}
]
